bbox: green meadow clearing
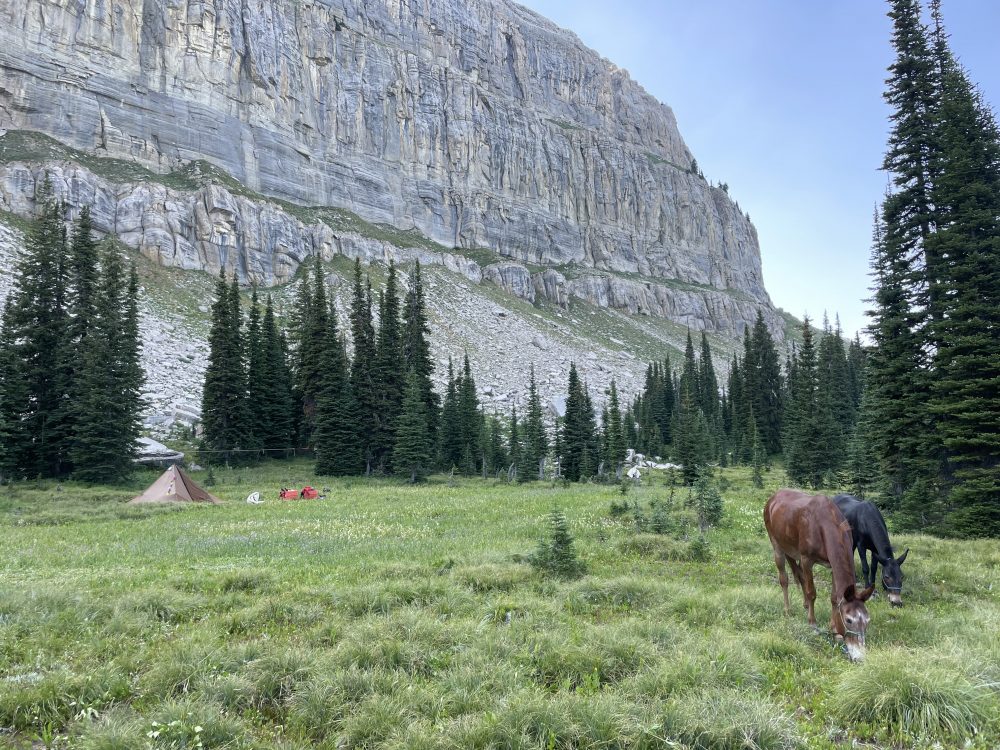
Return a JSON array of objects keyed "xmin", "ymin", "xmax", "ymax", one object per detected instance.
[{"xmin": 1, "ymin": 463, "xmax": 998, "ymax": 749}]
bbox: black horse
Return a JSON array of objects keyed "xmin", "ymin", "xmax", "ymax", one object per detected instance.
[{"xmin": 833, "ymin": 494, "xmax": 909, "ymax": 607}]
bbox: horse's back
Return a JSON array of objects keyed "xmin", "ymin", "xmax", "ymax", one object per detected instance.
[{"xmin": 766, "ymin": 489, "xmax": 849, "ymax": 562}]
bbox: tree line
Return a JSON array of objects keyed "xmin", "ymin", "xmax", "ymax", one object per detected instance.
[
  {"xmin": 863, "ymin": 0, "xmax": 1000, "ymax": 537},
  {"xmin": 201, "ymin": 255, "xmax": 645, "ymax": 483},
  {"xmin": 0, "ymin": 180, "xmax": 144, "ymax": 483}
]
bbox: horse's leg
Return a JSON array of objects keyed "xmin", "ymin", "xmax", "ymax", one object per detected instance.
[
  {"xmin": 868, "ymin": 548, "xmax": 879, "ymax": 590},
  {"xmin": 800, "ymin": 559, "xmax": 817, "ymax": 628},
  {"xmin": 786, "ymin": 557, "xmax": 806, "ymax": 603},
  {"xmin": 771, "ymin": 545, "xmax": 791, "ymax": 616},
  {"xmin": 859, "ymin": 544, "xmax": 871, "ymax": 587}
]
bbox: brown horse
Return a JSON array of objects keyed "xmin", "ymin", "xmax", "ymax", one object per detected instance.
[{"xmin": 764, "ymin": 489, "xmax": 876, "ymax": 661}]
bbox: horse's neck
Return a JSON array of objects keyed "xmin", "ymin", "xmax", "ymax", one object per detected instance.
[
  {"xmin": 865, "ymin": 510, "xmax": 894, "ymax": 558},
  {"xmin": 824, "ymin": 525, "xmax": 857, "ymax": 600}
]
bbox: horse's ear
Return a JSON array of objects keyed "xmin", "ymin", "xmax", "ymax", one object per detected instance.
[
  {"xmin": 843, "ymin": 585, "xmax": 857, "ymax": 602},
  {"xmin": 858, "ymin": 584, "xmax": 876, "ymax": 602},
  {"xmin": 897, "ymin": 548, "xmax": 909, "ymax": 566}
]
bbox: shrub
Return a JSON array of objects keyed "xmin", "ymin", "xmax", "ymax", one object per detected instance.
[{"xmin": 530, "ymin": 508, "xmax": 586, "ymax": 579}]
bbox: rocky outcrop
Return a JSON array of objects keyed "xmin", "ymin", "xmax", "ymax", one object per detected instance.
[
  {"xmin": 0, "ymin": 0, "xmax": 774, "ymax": 339},
  {"xmin": 0, "ymin": 157, "xmax": 781, "ymax": 337}
]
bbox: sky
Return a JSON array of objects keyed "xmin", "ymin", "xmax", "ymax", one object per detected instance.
[{"xmin": 517, "ymin": 0, "xmax": 1000, "ymax": 337}]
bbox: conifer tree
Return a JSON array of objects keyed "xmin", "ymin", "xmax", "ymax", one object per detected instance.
[
  {"xmin": 521, "ymin": 364, "xmax": 548, "ymax": 479},
  {"xmin": 258, "ymin": 295, "xmax": 295, "ymax": 455},
  {"xmin": 785, "ymin": 317, "xmax": 824, "ymax": 488},
  {"xmin": 923, "ymin": 4, "xmax": 1000, "ymax": 534},
  {"xmin": 7, "ymin": 176, "xmax": 72, "ymax": 477},
  {"xmin": 245, "ymin": 287, "xmax": 267, "ymax": 449},
  {"xmin": 402, "ymin": 261, "xmax": 439, "ymax": 446},
  {"xmin": 438, "ymin": 358, "xmax": 463, "ymax": 470},
  {"xmin": 374, "ymin": 261, "xmax": 405, "ymax": 468},
  {"xmin": 294, "ymin": 256, "xmax": 328, "ymax": 447},
  {"xmin": 750, "ymin": 310, "xmax": 784, "ymax": 453},
  {"xmin": 561, "ymin": 363, "xmax": 597, "ymax": 482},
  {"xmin": 71, "ymin": 245, "xmax": 143, "ymax": 481},
  {"xmin": 604, "ymin": 380, "xmax": 626, "ymax": 473},
  {"xmin": 201, "ymin": 269, "xmax": 248, "ymax": 465},
  {"xmin": 314, "ymin": 300, "xmax": 362, "ymax": 476},
  {"xmin": 457, "ymin": 353, "xmax": 481, "ymax": 474},
  {"xmin": 0, "ymin": 301, "xmax": 27, "ymax": 479},
  {"xmin": 508, "ymin": 404, "xmax": 520, "ymax": 471},
  {"xmin": 349, "ymin": 259, "xmax": 378, "ymax": 473},
  {"xmin": 392, "ymin": 367, "xmax": 434, "ymax": 483}
]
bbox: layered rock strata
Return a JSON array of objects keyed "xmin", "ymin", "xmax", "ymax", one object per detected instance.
[{"xmin": 0, "ymin": 0, "xmax": 777, "ymax": 338}]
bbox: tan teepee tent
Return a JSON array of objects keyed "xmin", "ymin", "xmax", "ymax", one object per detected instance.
[{"xmin": 129, "ymin": 465, "xmax": 221, "ymax": 505}]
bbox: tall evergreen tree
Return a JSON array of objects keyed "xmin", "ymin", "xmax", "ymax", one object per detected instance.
[
  {"xmin": 373, "ymin": 261, "xmax": 405, "ymax": 469},
  {"xmin": 314, "ymin": 301, "xmax": 362, "ymax": 476},
  {"xmin": 257, "ymin": 295, "xmax": 295, "ymax": 455},
  {"xmin": 561, "ymin": 363, "xmax": 597, "ymax": 482},
  {"xmin": 785, "ymin": 317, "xmax": 825, "ymax": 488},
  {"xmin": 508, "ymin": 404, "xmax": 520, "ymax": 471},
  {"xmin": 922, "ymin": 3, "xmax": 1000, "ymax": 535},
  {"xmin": 5, "ymin": 176, "xmax": 72, "ymax": 477},
  {"xmin": 201, "ymin": 269, "xmax": 248, "ymax": 465},
  {"xmin": 438, "ymin": 358, "xmax": 463, "ymax": 471},
  {"xmin": 349, "ymin": 259, "xmax": 378, "ymax": 473},
  {"xmin": 457, "ymin": 353, "xmax": 481, "ymax": 474},
  {"xmin": 0, "ymin": 301, "xmax": 28, "ymax": 479},
  {"xmin": 71, "ymin": 245, "xmax": 143, "ymax": 481},
  {"xmin": 750, "ymin": 310, "xmax": 784, "ymax": 453},
  {"xmin": 521, "ymin": 364, "xmax": 548, "ymax": 479},
  {"xmin": 402, "ymin": 261, "xmax": 439, "ymax": 447},
  {"xmin": 392, "ymin": 367, "xmax": 434, "ymax": 483},
  {"xmin": 604, "ymin": 379, "xmax": 626, "ymax": 472},
  {"xmin": 294, "ymin": 256, "xmax": 329, "ymax": 448}
]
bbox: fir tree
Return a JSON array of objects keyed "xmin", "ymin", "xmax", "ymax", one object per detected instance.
[
  {"xmin": 0, "ymin": 301, "xmax": 27, "ymax": 479},
  {"xmin": 402, "ymin": 261, "xmax": 439, "ymax": 447},
  {"xmin": 373, "ymin": 261, "xmax": 405, "ymax": 469},
  {"xmin": 750, "ymin": 310, "xmax": 784, "ymax": 453},
  {"xmin": 604, "ymin": 380, "xmax": 626, "ymax": 473},
  {"xmin": 438, "ymin": 358, "xmax": 463, "ymax": 470},
  {"xmin": 258, "ymin": 295, "xmax": 295, "ymax": 455},
  {"xmin": 6, "ymin": 176, "xmax": 72, "ymax": 477},
  {"xmin": 521, "ymin": 364, "xmax": 548, "ymax": 479},
  {"xmin": 294, "ymin": 256, "xmax": 328, "ymax": 447},
  {"xmin": 508, "ymin": 404, "xmax": 520, "ymax": 472},
  {"xmin": 201, "ymin": 269, "xmax": 248, "ymax": 465},
  {"xmin": 314, "ymin": 301, "xmax": 361, "ymax": 476},
  {"xmin": 392, "ymin": 367, "xmax": 434, "ymax": 483},
  {"xmin": 349, "ymin": 259, "xmax": 378, "ymax": 473},
  {"xmin": 71, "ymin": 246, "xmax": 143, "ymax": 482},
  {"xmin": 923, "ymin": 3, "xmax": 1000, "ymax": 535},
  {"xmin": 457, "ymin": 353, "xmax": 481, "ymax": 475}
]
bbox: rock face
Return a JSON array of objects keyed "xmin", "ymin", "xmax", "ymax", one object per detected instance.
[{"xmin": 0, "ymin": 0, "xmax": 776, "ymax": 339}]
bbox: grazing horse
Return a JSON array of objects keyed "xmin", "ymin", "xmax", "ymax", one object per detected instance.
[
  {"xmin": 764, "ymin": 489, "xmax": 875, "ymax": 661},
  {"xmin": 834, "ymin": 494, "xmax": 909, "ymax": 607}
]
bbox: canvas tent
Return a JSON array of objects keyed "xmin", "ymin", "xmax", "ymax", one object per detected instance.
[{"xmin": 129, "ymin": 465, "xmax": 221, "ymax": 505}]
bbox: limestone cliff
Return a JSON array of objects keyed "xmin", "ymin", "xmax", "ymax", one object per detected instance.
[{"xmin": 0, "ymin": 0, "xmax": 777, "ymax": 338}]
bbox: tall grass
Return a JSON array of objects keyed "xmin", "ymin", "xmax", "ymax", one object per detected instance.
[{"xmin": 1, "ymin": 461, "xmax": 998, "ymax": 748}]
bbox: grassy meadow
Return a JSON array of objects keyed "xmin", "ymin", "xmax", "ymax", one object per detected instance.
[{"xmin": 1, "ymin": 462, "xmax": 998, "ymax": 749}]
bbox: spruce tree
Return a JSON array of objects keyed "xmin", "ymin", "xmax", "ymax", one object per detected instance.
[
  {"xmin": 561, "ymin": 363, "xmax": 597, "ymax": 482},
  {"xmin": 71, "ymin": 245, "xmax": 143, "ymax": 482},
  {"xmin": 457, "ymin": 353, "xmax": 481, "ymax": 475},
  {"xmin": 349, "ymin": 259, "xmax": 378, "ymax": 473},
  {"xmin": 314, "ymin": 301, "xmax": 362, "ymax": 476},
  {"xmin": 508, "ymin": 404, "xmax": 520, "ymax": 472},
  {"xmin": 521, "ymin": 364, "xmax": 548, "ymax": 479},
  {"xmin": 0, "ymin": 301, "xmax": 27, "ymax": 479},
  {"xmin": 750, "ymin": 310, "xmax": 784, "ymax": 453},
  {"xmin": 373, "ymin": 261, "xmax": 405, "ymax": 469},
  {"xmin": 258, "ymin": 295, "xmax": 295, "ymax": 455},
  {"xmin": 438, "ymin": 358, "xmax": 463, "ymax": 470},
  {"xmin": 923, "ymin": 5, "xmax": 1000, "ymax": 535},
  {"xmin": 294, "ymin": 256, "xmax": 328, "ymax": 448},
  {"xmin": 604, "ymin": 380, "xmax": 626, "ymax": 473},
  {"xmin": 392, "ymin": 367, "xmax": 434, "ymax": 483},
  {"xmin": 201, "ymin": 269, "xmax": 247, "ymax": 465},
  {"xmin": 6, "ymin": 176, "xmax": 72, "ymax": 477},
  {"xmin": 785, "ymin": 317, "xmax": 823, "ymax": 488},
  {"xmin": 402, "ymin": 261, "xmax": 439, "ymax": 446}
]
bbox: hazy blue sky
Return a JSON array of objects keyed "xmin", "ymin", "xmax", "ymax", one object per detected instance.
[{"xmin": 518, "ymin": 0, "xmax": 1000, "ymax": 337}]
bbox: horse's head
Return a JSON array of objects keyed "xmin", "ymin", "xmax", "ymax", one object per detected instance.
[
  {"xmin": 877, "ymin": 548, "xmax": 908, "ymax": 607},
  {"xmin": 834, "ymin": 584, "xmax": 875, "ymax": 662}
]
